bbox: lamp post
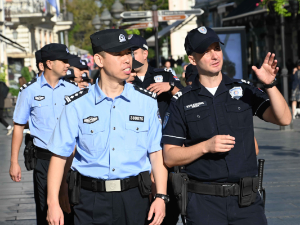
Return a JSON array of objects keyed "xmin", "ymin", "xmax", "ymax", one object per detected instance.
[
  {"xmin": 124, "ymin": 0, "xmax": 144, "ymax": 10},
  {"xmin": 111, "ymin": 0, "xmax": 124, "ymax": 20},
  {"xmin": 100, "ymin": 7, "xmax": 112, "ymax": 27},
  {"xmin": 92, "ymin": 14, "xmax": 101, "ymax": 30},
  {"xmin": 152, "ymin": 4, "xmax": 159, "ymax": 67}
]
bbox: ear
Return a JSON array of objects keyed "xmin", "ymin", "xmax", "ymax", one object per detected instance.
[
  {"xmin": 188, "ymin": 55, "xmax": 196, "ymax": 66},
  {"xmin": 143, "ymin": 50, "xmax": 148, "ymax": 60},
  {"xmin": 94, "ymin": 54, "xmax": 104, "ymax": 69},
  {"xmin": 39, "ymin": 62, "xmax": 44, "ymax": 71},
  {"xmin": 46, "ymin": 60, "xmax": 53, "ymax": 70}
]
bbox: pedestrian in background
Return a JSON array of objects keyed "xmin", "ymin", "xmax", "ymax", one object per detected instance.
[
  {"xmin": 0, "ymin": 80, "xmax": 13, "ymax": 135},
  {"xmin": 291, "ymin": 60, "xmax": 300, "ymax": 119}
]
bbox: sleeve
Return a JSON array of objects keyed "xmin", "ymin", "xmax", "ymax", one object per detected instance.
[
  {"xmin": 147, "ymin": 99, "xmax": 163, "ymax": 154},
  {"xmin": 168, "ymin": 72, "xmax": 184, "ymax": 89},
  {"xmin": 47, "ymin": 103, "xmax": 79, "ymax": 157},
  {"xmin": 161, "ymin": 100, "xmax": 186, "ymax": 146},
  {"xmin": 249, "ymin": 85, "xmax": 271, "ymax": 120},
  {"xmin": 13, "ymin": 89, "xmax": 31, "ymax": 124}
]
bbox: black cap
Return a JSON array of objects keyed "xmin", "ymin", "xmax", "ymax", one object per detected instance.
[
  {"xmin": 90, "ymin": 29, "xmax": 135, "ymax": 54},
  {"xmin": 185, "ymin": 64, "xmax": 198, "ymax": 82},
  {"xmin": 41, "ymin": 43, "xmax": 75, "ymax": 62},
  {"xmin": 35, "ymin": 50, "xmax": 42, "ymax": 63},
  {"xmin": 185, "ymin": 26, "xmax": 224, "ymax": 55},
  {"xmin": 82, "ymin": 72, "xmax": 90, "ymax": 81},
  {"xmin": 64, "ymin": 68, "xmax": 76, "ymax": 80},
  {"xmin": 69, "ymin": 57, "xmax": 89, "ymax": 70},
  {"xmin": 128, "ymin": 34, "xmax": 148, "ymax": 51}
]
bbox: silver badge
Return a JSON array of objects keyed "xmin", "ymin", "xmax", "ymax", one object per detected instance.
[
  {"xmin": 154, "ymin": 75, "xmax": 163, "ymax": 83},
  {"xmin": 80, "ymin": 59, "xmax": 86, "ymax": 65},
  {"xmin": 229, "ymin": 86, "xmax": 243, "ymax": 100},
  {"xmin": 34, "ymin": 96, "xmax": 45, "ymax": 101},
  {"xmin": 198, "ymin": 26, "xmax": 207, "ymax": 34},
  {"xmin": 128, "ymin": 34, "xmax": 133, "ymax": 40},
  {"xmin": 67, "ymin": 70, "xmax": 71, "ymax": 75},
  {"xmin": 119, "ymin": 34, "xmax": 126, "ymax": 43},
  {"xmin": 83, "ymin": 116, "xmax": 99, "ymax": 124}
]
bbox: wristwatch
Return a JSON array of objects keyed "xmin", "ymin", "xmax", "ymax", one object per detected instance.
[
  {"xmin": 169, "ymin": 81, "xmax": 175, "ymax": 92},
  {"xmin": 154, "ymin": 194, "xmax": 170, "ymax": 204},
  {"xmin": 263, "ymin": 78, "xmax": 277, "ymax": 89}
]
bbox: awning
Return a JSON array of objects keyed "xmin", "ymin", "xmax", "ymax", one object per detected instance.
[{"xmin": 0, "ymin": 34, "xmax": 26, "ymax": 53}]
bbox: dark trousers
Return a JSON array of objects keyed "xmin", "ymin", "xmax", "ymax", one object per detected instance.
[
  {"xmin": 33, "ymin": 158, "xmax": 74, "ymax": 225},
  {"xmin": 73, "ymin": 187, "xmax": 150, "ymax": 225},
  {"xmin": 186, "ymin": 192, "xmax": 267, "ymax": 225},
  {"xmin": 0, "ymin": 100, "xmax": 9, "ymax": 128}
]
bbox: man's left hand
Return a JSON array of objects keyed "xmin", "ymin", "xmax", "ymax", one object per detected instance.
[
  {"xmin": 148, "ymin": 198, "xmax": 165, "ymax": 225},
  {"xmin": 252, "ymin": 52, "xmax": 279, "ymax": 85},
  {"xmin": 147, "ymin": 82, "xmax": 170, "ymax": 96}
]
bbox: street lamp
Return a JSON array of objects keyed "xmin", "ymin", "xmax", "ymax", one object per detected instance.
[
  {"xmin": 12, "ymin": 30, "xmax": 18, "ymax": 40},
  {"xmin": 92, "ymin": 14, "xmax": 101, "ymax": 30},
  {"xmin": 100, "ymin": 7, "xmax": 112, "ymax": 26},
  {"xmin": 111, "ymin": 0, "xmax": 124, "ymax": 19},
  {"xmin": 125, "ymin": 0, "xmax": 144, "ymax": 10}
]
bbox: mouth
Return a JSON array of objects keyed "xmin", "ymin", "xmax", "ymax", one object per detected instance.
[
  {"xmin": 211, "ymin": 61, "xmax": 220, "ymax": 67},
  {"xmin": 123, "ymin": 67, "xmax": 131, "ymax": 75}
]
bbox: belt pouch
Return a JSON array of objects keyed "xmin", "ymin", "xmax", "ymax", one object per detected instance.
[
  {"xmin": 23, "ymin": 140, "xmax": 36, "ymax": 171},
  {"xmin": 67, "ymin": 170, "xmax": 81, "ymax": 205},
  {"xmin": 170, "ymin": 172, "xmax": 189, "ymax": 215},
  {"xmin": 239, "ymin": 177, "xmax": 259, "ymax": 207},
  {"xmin": 138, "ymin": 171, "xmax": 152, "ymax": 196}
]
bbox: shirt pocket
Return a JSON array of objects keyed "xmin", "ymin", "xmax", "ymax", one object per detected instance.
[
  {"xmin": 80, "ymin": 121, "xmax": 106, "ymax": 154},
  {"xmin": 125, "ymin": 122, "xmax": 149, "ymax": 150},
  {"xmin": 225, "ymin": 102, "xmax": 252, "ymax": 128},
  {"xmin": 31, "ymin": 101, "xmax": 50, "ymax": 126},
  {"xmin": 185, "ymin": 107, "xmax": 214, "ymax": 139}
]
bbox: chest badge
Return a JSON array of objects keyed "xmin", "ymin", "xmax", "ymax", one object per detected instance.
[
  {"xmin": 129, "ymin": 115, "xmax": 144, "ymax": 122},
  {"xmin": 83, "ymin": 116, "xmax": 99, "ymax": 124},
  {"xmin": 229, "ymin": 86, "xmax": 243, "ymax": 100},
  {"xmin": 154, "ymin": 75, "xmax": 163, "ymax": 83},
  {"xmin": 34, "ymin": 96, "xmax": 45, "ymax": 101}
]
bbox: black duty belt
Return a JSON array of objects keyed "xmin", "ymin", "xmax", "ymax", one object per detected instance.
[
  {"xmin": 81, "ymin": 174, "xmax": 139, "ymax": 192},
  {"xmin": 34, "ymin": 146, "xmax": 53, "ymax": 161},
  {"xmin": 188, "ymin": 179, "xmax": 240, "ymax": 197}
]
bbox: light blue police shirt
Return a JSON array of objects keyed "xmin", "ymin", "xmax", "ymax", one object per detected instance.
[
  {"xmin": 13, "ymin": 74, "xmax": 79, "ymax": 149},
  {"xmin": 47, "ymin": 81, "xmax": 162, "ymax": 180}
]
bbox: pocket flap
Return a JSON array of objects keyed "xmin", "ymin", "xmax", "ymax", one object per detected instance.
[
  {"xmin": 81, "ymin": 121, "xmax": 105, "ymax": 135},
  {"xmin": 225, "ymin": 103, "xmax": 251, "ymax": 113},
  {"xmin": 125, "ymin": 122, "xmax": 148, "ymax": 132},
  {"xmin": 185, "ymin": 109, "xmax": 210, "ymax": 122}
]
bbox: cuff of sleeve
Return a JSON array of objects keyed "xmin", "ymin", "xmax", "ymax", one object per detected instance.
[
  {"xmin": 255, "ymin": 99, "xmax": 271, "ymax": 120},
  {"xmin": 13, "ymin": 117, "xmax": 28, "ymax": 125},
  {"xmin": 161, "ymin": 135, "xmax": 185, "ymax": 146},
  {"xmin": 47, "ymin": 145, "xmax": 74, "ymax": 157},
  {"xmin": 148, "ymin": 144, "xmax": 162, "ymax": 154}
]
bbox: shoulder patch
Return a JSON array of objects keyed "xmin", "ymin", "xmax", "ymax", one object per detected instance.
[
  {"xmin": 133, "ymin": 85, "xmax": 157, "ymax": 99},
  {"xmin": 64, "ymin": 79, "xmax": 78, "ymax": 86},
  {"xmin": 153, "ymin": 68, "xmax": 172, "ymax": 73},
  {"xmin": 171, "ymin": 85, "xmax": 192, "ymax": 102},
  {"xmin": 65, "ymin": 88, "xmax": 89, "ymax": 105},
  {"xmin": 19, "ymin": 77, "xmax": 37, "ymax": 92},
  {"xmin": 233, "ymin": 79, "xmax": 252, "ymax": 86}
]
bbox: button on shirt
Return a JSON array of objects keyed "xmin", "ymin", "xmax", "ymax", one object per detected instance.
[
  {"xmin": 162, "ymin": 74, "xmax": 270, "ymax": 183},
  {"xmin": 47, "ymin": 82, "xmax": 162, "ymax": 180},
  {"xmin": 13, "ymin": 74, "xmax": 79, "ymax": 149}
]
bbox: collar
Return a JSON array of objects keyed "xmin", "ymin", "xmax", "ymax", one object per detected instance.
[
  {"xmin": 40, "ymin": 74, "xmax": 65, "ymax": 88},
  {"xmin": 94, "ymin": 78, "xmax": 131, "ymax": 104}
]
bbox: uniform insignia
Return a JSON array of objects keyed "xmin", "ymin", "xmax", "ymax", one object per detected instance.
[
  {"xmin": 163, "ymin": 112, "xmax": 170, "ymax": 129},
  {"xmin": 83, "ymin": 116, "xmax": 98, "ymax": 124},
  {"xmin": 80, "ymin": 59, "xmax": 86, "ymax": 65},
  {"xmin": 66, "ymin": 70, "xmax": 71, "ymax": 75},
  {"xmin": 164, "ymin": 68, "xmax": 171, "ymax": 72},
  {"xmin": 173, "ymin": 75, "xmax": 180, "ymax": 81},
  {"xmin": 129, "ymin": 115, "xmax": 144, "ymax": 122},
  {"xmin": 82, "ymin": 73, "xmax": 87, "ymax": 78},
  {"xmin": 65, "ymin": 88, "xmax": 89, "ymax": 105},
  {"xmin": 153, "ymin": 68, "xmax": 168, "ymax": 73},
  {"xmin": 240, "ymin": 79, "xmax": 250, "ymax": 85},
  {"xmin": 19, "ymin": 77, "xmax": 37, "ymax": 92},
  {"xmin": 119, "ymin": 34, "xmax": 126, "ymax": 43},
  {"xmin": 198, "ymin": 26, "xmax": 207, "ymax": 34},
  {"xmin": 128, "ymin": 34, "xmax": 133, "ymax": 40},
  {"xmin": 34, "ymin": 96, "xmax": 45, "ymax": 101},
  {"xmin": 257, "ymin": 88, "xmax": 264, "ymax": 93},
  {"xmin": 184, "ymin": 101, "xmax": 207, "ymax": 111},
  {"xmin": 66, "ymin": 48, "xmax": 70, "ymax": 53},
  {"xmin": 157, "ymin": 110, "xmax": 162, "ymax": 124},
  {"xmin": 229, "ymin": 86, "xmax": 243, "ymax": 100},
  {"xmin": 64, "ymin": 79, "xmax": 78, "ymax": 86},
  {"xmin": 133, "ymin": 85, "xmax": 157, "ymax": 99},
  {"xmin": 154, "ymin": 75, "xmax": 163, "ymax": 83},
  {"xmin": 143, "ymin": 44, "xmax": 148, "ymax": 50},
  {"xmin": 171, "ymin": 85, "xmax": 192, "ymax": 102}
]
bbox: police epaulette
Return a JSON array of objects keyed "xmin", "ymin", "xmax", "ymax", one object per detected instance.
[
  {"xmin": 171, "ymin": 85, "xmax": 192, "ymax": 102},
  {"xmin": 64, "ymin": 78, "xmax": 78, "ymax": 86},
  {"xmin": 65, "ymin": 88, "xmax": 89, "ymax": 105},
  {"xmin": 19, "ymin": 77, "xmax": 37, "ymax": 92},
  {"xmin": 153, "ymin": 68, "xmax": 171, "ymax": 73},
  {"xmin": 133, "ymin": 85, "xmax": 157, "ymax": 99},
  {"xmin": 234, "ymin": 79, "xmax": 252, "ymax": 85}
]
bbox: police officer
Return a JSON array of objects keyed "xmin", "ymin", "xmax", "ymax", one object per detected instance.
[
  {"xmin": 9, "ymin": 43, "xmax": 79, "ymax": 225},
  {"xmin": 184, "ymin": 64, "xmax": 198, "ymax": 86},
  {"xmin": 46, "ymin": 29, "xmax": 168, "ymax": 225},
  {"xmin": 35, "ymin": 49, "xmax": 44, "ymax": 77},
  {"xmin": 67, "ymin": 56, "xmax": 91, "ymax": 89},
  {"xmin": 162, "ymin": 26, "xmax": 291, "ymax": 225},
  {"xmin": 127, "ymin": 34, "xmax": 183, "ymax": 121}
]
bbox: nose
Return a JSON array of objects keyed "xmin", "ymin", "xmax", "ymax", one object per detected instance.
[{"xmin": 210, "ymin": 50, "xmax": 218, "ymax": 59}]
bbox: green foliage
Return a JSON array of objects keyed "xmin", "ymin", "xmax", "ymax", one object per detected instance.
[
  {"xmin": 125, "ymin": 29, "xmax": 140, "ymax": 35},
  {"xmin": 174, "ymin": 66, "xmax": 183, "ymax": 76},
  {"xmin": 9, "ymin": 87, "xmax": 19, "ymax": 97},
  {"xmin": 0, "ymin": 65, "xmax": 7, "ymax": 82},
  {"xmin": 21, "ymin": 67, "xmax": 32, "ymax": 82},
  {"xmin": 183, "ymin": 55, "xmax": 190, "ymax": 63},
  {"xmin": 259, "ymin": 0, "xmax": 300, "ymax": 17},
  {"xmin": 148, "ymin": 48, "xmax": 155, "ymax": 59}
]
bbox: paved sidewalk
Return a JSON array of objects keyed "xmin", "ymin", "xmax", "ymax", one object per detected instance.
[{"xmin": 0, "ymin": 117, "xmax": 299, "ymax": 225}]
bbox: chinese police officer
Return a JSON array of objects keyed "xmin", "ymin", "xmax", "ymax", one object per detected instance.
[
  {"xmin": 35, "ymin": 49, "xmax": 44, "ymax": 77},
  {"xmin": 162, "ymin": 26, "xmax": 291, "ymax": 225},
  {"xmin": 9, "ymin": 43, "xmax": 79, "ymax": 225},
  {"xmin": 46, "ymin": 29, "xmax": 168, "ymax": 225}
]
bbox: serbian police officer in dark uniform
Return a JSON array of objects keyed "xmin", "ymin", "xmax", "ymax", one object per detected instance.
[
  {"xmin": 46, "ymin": 29, "xmax": 168, "ymax": 225},
  {"xmin": 9, "ymin": 43, "xmax": 79, "ymax": 225},
  {"xmin": 162, "ymin": 26, "xmax": 291, "ymax": 225}
]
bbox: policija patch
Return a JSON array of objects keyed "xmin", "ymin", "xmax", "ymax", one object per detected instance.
[
  {"xmin": 184, "ymin": 101, "xmax": 207, "ymax": 111},
  {"xmin": 83, "ymin": 116, "xmax": 99, "ymax": 124},
  {"xmin": 34, "ymin": 96, "xmax": 45, "ymax": 101},
  {"xmin": 129, "ymin": 115, "xmax": 144, "ymax": 122}
]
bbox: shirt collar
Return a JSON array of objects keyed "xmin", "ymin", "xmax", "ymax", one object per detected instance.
[{"xmin": 40, "ymin": 74, "xmax": 65, "ymax": 88}]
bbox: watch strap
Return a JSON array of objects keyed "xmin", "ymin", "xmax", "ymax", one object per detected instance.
[{"xmin": 263, "ymin": 78, "xmax": 277, "ymax": 89}]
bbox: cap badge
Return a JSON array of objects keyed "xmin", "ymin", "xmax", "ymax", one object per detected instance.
[
  {"xmin": 128, "ymin": 34, "xmax": 133, "ymax": 40},
  {"xmin": 80, "ymin": 59, "xmax": 86, "ymax": 65},
  {"xmin": 198, "ymin": 26, "xmax": 207, "ymax": 34},
  {"xmin": 82, "ymin": 73, "xmax": 87, "ymax": 78},
  {"xmin": 67, "ymin": 70, "xmax": 71, "ymax": 75},
  {"xmin": 154, "ymin": 75, "xmax": 163, "ymax": 83},
  {"xmin": 66, "ymin": 48, "xmax": 70, "ymax": 53},
  {"xmin": 143, "ymin": 44, "xmax": 148, "ymax": 50},
  {"xmin": 119, "ymin": 34, "xmax": 126, "ymax": 43},
  {"xmin": 229, "ymin": 86, "xmax": 243, "ymax": 100}
]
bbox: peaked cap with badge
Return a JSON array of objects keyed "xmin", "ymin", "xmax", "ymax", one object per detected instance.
[
  {"xmin": 41, "ymin": 43, "xmax": 75, "ymax": 62},
  {"xmin": 69, "ymin": 57, "xmax": 89, "ymax": 70}
]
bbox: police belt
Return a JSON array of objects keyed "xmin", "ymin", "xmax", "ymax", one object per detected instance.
[
  {"xmin": 34, "ymin": 145, "xmax": 53, "ymax": 161},
  {"xmin": 81, "ymin": 174, "xmax": 139, "ymax": 192},
  {"xmin": 188, "ymin": 179, "xmax": 240, "ymax": 197}
]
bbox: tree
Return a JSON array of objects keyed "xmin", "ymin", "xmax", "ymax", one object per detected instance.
[{"xmin": 259, "ymin": 0, "xmax": 300, "ymax": 16}]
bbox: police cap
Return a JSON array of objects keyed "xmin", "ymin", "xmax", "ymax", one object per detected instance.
[
  {"xmin": 64, "ymin": 68, "xmax": 76, "ymax": 80},
  {"xmin": 185, "ymin": 64, "xmax": 198, "ymax": 82},
  {"xmin": 69, "ymin": 57, "xmax": 89, "ymax": 70},
  {"xmin": 41, "ymin": 43, "xmax": 75, "ymax": 62},
  {"xmin": 90, "ymin": 29, "xmax": 135, "ymax": 54},
  {"xmin": 128, "ymin": 34, "xmax": 149, "ymax": 51},
  {"xmin": 35, "ymin": 50, "xmax": 42, "ymax": 63},
  {"xmin": 185, "ymin": 26, "xmax": 224, "ymax": 55},
  {"xmin": 82, "ymin": 72, "xmax": 90, "ymax": 81}
]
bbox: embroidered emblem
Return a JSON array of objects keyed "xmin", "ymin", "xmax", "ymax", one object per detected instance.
[
  {"xmin": 154, "ymin": 75, "xmax": 163, "ymax": 83},
  {"xmin": 83, "ymin": 116, "xmax": 99, "ymax": 124},
  {"xmin": 229, "ymin": 86, "xmax": 243, "ymax": 100},
  {"xmin": 119, "ymin": 34, "xmax": 126, "ymax": 43},
  {"xmin": 34, "ymin": 96, "xmax": 45, "ymax": 101},
  {"xmin": 173, "ymin": 75, "xmax": 180, "ymax": 81},
  {"xmin": 163, "ymin": 112, "xmax": 170, "ymax": 129},
  {"xmin": 198, "ymin": 26, "xmax": 207, "ymax": 34}
]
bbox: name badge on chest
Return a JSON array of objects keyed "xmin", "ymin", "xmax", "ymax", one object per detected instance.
[
  {"xmin": 129, "ymin": 115, "xmax": 144, "ymax": 122},
  {"xmin": 154, "ymin": 75, "xmax": 163, "ymax": 83},
  {"xmin": 229, "ymin": 86, "xmax": 243, "ymax": 100}
]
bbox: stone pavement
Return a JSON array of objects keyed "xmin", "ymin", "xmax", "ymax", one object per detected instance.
[{"xmin": 0, "ymin": 117, "xmax": 299, "ymax": 225}]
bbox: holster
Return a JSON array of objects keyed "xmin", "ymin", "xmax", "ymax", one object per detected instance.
[
  {"xmin": 169, "ymin": 172, "xmax": 189, "ymax": 216},
  {"xmin": 66, "ymin": 170, "xmax": 81, "ymax": 205},
  {"xmin": 23, "ymin": 134, "xmax": 36, "ymax": 171},
  {"xmin": 138, "ymin": 171, "xmax": 152, "ymax": 196},
  {"xmin": 239, "ymin": 177, "xmax": 259, "ymax": 207}
]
